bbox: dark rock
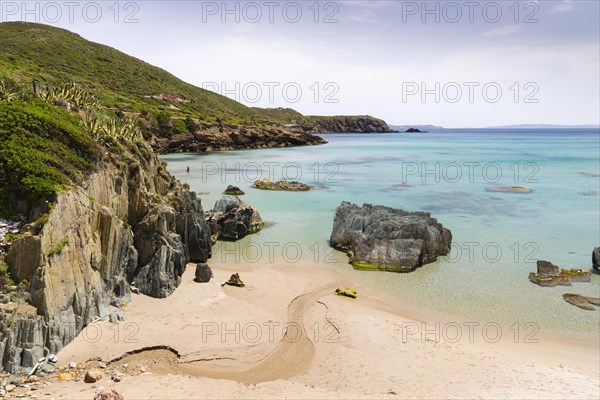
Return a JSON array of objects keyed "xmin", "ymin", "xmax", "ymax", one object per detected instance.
[
  {"xmin": 536, "ymin": 260, "xmax": 560, "ymax": 276},
  {"xmin": 330, "ymin": 202, "xmax": 452, "ymax": 272},
  {"xmin": 252, "ymin": 179, "xmax": 313, "ymax": 191},
  {"xmin": 207, "ymin": 196, "xmax": 264, "ymax": 242},
  {"xmin": 563, "ymin": 293, "xmax": 600, "ymax": 310},
  {"xmin": 405, "ymin": 128, "xmax": 427, "ymax": 133},
  {"xmin": 224, "ymin": 185, "xmax": 245, "ymax": 196},
  {"xmin": 593, "ymin": 247, "xmax": 599, "ymax": 274},
  {"xmin": 222, "ymin": 273, "xmax": 245, "ymax": 287},
  {"xmin": 194, "ymin": 263, "xmax": 213, "ymax": 283}
]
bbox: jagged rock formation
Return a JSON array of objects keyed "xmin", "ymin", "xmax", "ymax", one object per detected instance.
[
  {"xmin": 207, "ymin": 196, "xmax": 264, "ymax": 242},
  {"xmin": 330, "ymin": 202, "xmax": 452, "ymax": 272},
  {"xmin": 152, "ymin": 121, "xmax": 325, "ymax": 153},
  {"xmin": 300, "ymin": 116, "xmax": 397, "ymax": 134},
  {"xmin": 0, "ymin": 143, "xmax": 211, "ymax": 372}
]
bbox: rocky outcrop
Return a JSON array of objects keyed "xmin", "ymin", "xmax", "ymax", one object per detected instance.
[
  {"xmin": 330, "ymin": 202, "xmax": 452, "ymax": 272},
  {"xmin": 593, "ymin": 247, "xmax": 599, "ymax": 274},
  {"xmin": 224, "ymin": 185, "xmax": 244, "ymax": 196},
  {"xmin": 252, "ymin": 179, "xmax": 314, "ymax": 191},
  {"xmin": 301, "ymin": 116, "xmax": 397, "ymax": 134},
  {"xmin": 207, "ymin": 196, "xmax": 264, "ymax": 242},
  {"xmin": 529, "ymin": 260, "xmax": 591, "ymax": 287},
  {"xmin": 0, "ymin": 142, "xmax": 211, "ymax": 372},
  {"xmin": 152, "ymin": 121, "xmax": 326, "ymax": 153}
]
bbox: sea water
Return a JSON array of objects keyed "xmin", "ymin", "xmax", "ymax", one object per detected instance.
[{"xmin": 160, "ymin": 129, "xmax": 600, "ymax": 336}]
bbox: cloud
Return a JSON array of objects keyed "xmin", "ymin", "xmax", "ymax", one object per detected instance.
[
  {"xmin": 550, "ymin": 0, "xmax": 574, "ymax": 12},
  {"xmin": 482, "ymin": 25, "xmax": 522, "ymax": 37},
  {"xmin": 344, "ymin": 0, "xmax": 395, "ymax": 9},
  {"xmin": 346, "ymin": 8, "xmax": 391, "ymax": 27}
]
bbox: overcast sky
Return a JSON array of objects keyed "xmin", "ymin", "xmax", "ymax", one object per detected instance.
[{"xmin": 2, "ymin": 0, "xmax": 599, "ymax": 127}]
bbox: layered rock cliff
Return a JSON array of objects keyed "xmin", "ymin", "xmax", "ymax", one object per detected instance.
[{"xmin": 0, "ymin": 142, "xmax": 211, "ymax": 372}]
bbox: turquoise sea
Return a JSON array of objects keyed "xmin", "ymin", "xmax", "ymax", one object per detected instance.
[{"xmin": 161, "ymin": 130, "xmax": 600, "ymax": 336}]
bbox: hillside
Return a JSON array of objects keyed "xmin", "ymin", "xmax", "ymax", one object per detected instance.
[
  {"xmin": 0, "ymin": 22, "xmax": 330, "ymax": 151},
  {"xmin": 0, "ymin": 22, "xmax": 259, "ymax": 123}
]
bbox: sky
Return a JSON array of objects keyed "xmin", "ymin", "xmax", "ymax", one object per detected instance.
[{"xmin": 1, "ymin": 0, "xmax": 599, "ymax": 127}]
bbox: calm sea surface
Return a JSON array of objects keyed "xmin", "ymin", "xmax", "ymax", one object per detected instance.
[{"xmin": 161, "ymin": 130, "xmax": 600, "ymax": 335}]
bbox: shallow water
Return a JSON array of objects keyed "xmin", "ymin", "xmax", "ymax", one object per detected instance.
[{"xmin": 161, "ymin": 130, "xmax": 600, "ymax": 336}]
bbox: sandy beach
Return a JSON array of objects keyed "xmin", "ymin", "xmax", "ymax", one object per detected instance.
[{"xmin": 7, "ymin": 257, "xmax": 596, "ymax": 399}]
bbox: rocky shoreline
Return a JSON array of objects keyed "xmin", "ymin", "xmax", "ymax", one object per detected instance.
[
  {"xmin": 152, "ymin": 121, "xmax": 326, "ymax": 154},
  {"xmin": 0, "ymin": 142, "xmax": 212, "ymax": 373}
]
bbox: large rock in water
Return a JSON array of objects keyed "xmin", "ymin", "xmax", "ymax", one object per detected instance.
[
  {"xmin": 207, "ymin": 196, "xmax": 264, "ymax": 242},
  {"xmin": 330, "ymin": 202, "xmax": 452, "ymax": 272},
  {"xmin": 593, "ymin": 247, "xmax": 600, "ymax": 274}
]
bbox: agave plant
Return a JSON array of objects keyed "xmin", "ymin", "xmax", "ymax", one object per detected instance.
[
  {"xmin": 0, "ymin": 80, "xmax": 20, "ymax": 102},
  {"xmin": 35, "ymin": 82, "xmax": 99, "ymax": 111}
]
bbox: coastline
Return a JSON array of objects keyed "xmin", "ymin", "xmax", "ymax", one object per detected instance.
[{"xmin": 28, "ymin": 258, "xmax": 599, "ymax": 399}]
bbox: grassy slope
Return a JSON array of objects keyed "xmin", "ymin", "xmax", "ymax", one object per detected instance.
[
  {"xmin": 0, "ymin": 99, "xmax": 98, "ymax": 216},
  {"xmin": 0, "ymin": 22, "xmax": 262, "ymax": 123}
]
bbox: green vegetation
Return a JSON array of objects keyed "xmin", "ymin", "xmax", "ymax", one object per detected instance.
[
  {"xmin": 250, "ymin": 107, "xmax": 304, "ymax": 124},
  {"xmin": 351, "ymin": 262, "xmax": 412, "ymax": 272},
  {"xmin": 3, "ymin": 232, "xmax": 21, "ymax": 243},
  {"xmin": 48, "ymin": 236, "xmax": 69, "ymax": 257},
  {"xmin": 0, "ymin": 99, "xmax": 98, "ymax": 202},
  {"xmin": 0, "ymin": 22, "xmax": 264, "ymax": 127},
  {"xmin": 0, "ymin": 262, "xmax": 15, "ymax": 290}
]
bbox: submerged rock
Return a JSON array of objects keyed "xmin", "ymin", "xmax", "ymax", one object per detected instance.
[
  {"xmin": 485, "ymin": 185, "xmax": 532, "ymax": 193},
  {"xmin": 330, "ymin": 202, "xmax": 452, "ymax": 272},
  {"xmin": 194, "ymin": 263, "xmax": 213, "ymax": 283},
  {"xmin": 252, "ymin": 179, "xmax": 313, "ymax": 191},
  {"xmin": 529, "ymin": 260, "xmax": 591, "ymax": 287},
  {"xmin": 207, "ymin": 196, "xmax": 264, "ymax": 242},
  {"xmin": 563, "ymin": 293, "xmax": 600, "ymax": 310}
]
